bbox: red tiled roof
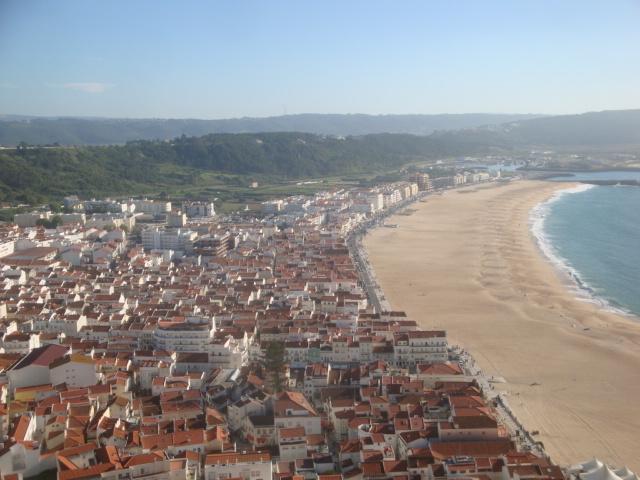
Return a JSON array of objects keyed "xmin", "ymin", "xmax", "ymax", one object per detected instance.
[{"xmin": 11, "ymin": 344, "xmax": 69, "ymax": 370}]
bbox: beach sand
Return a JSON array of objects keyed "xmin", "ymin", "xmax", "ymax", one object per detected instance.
[{"xmin": 363, "ymin": 180, "xmax": 640, "ymax": 469}]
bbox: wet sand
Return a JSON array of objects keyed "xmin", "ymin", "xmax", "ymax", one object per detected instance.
[{"xmin": 364, "ymin": 180, "xmax": 640, "ymax": 469}]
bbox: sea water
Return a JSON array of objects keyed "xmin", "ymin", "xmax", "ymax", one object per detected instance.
[{"xmin": 531, "ymin": 179, "xmax": 640, "ymax": 317}]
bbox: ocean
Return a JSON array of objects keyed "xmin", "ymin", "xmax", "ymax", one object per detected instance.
[{"xmin": 531, "ymin": 174, "xmax": 640, "ymax": 317}]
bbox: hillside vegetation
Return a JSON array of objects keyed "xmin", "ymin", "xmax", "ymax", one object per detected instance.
[
  {"xmin": 0, "ymin": 113, "xmax": 539, "ymax": 146},
  {"xmin": 0, "ymin": 132, "xmax": 470, "ymax": 203},
  {"xmin": 2, "ymin": 109, "xmax": 639, "ymax": 204}
]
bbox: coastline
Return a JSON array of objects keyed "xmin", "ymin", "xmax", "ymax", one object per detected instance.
[
  {"xmin": 529, "ymin": 183, "xmax": 638, "ymax": 319},
  {"xmin": 363, "ymin": 179, "xmax": 640, "ymax": 469}
]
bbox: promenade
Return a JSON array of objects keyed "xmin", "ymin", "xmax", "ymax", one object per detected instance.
[
  {"xmin": 362, "ymin": 180, "xmax": 640, "ymax": 469},
  {"xmin": 348, "ymin": 180, "xmax": 550, "ymax": 460}
]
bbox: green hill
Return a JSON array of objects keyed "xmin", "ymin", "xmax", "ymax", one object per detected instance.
[
  {"xmin": 0, "ymin": 132, "xmax": 467, "ymax": 203},
  {"xmin": 0, "ymin": 113, "xmax": 539, "ymax": 146},
  {"xmin": 2, "ymin": 109, "xmax": 639, "ymax": 204}
]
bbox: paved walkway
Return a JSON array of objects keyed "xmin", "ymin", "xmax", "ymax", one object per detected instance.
[{"xmin": 346, "ymin": 185, "xmax": 550, "ymax": 460}]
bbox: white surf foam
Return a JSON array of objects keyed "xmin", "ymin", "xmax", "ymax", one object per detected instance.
[{"xmin": 529, "ymin": 184, "xmax": 634, "ymax": 318}]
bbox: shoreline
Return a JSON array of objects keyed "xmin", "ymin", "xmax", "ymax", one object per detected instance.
[
  {"xmin": 363, "ymin": 179, "xmax": 640, "ymax": 469},
  {"xmin": 529, "ymin": 183, "xmax": 639, "ymax": 320}
]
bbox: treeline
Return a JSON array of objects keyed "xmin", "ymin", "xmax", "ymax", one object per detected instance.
[
  {"xmin": 0, "ymin": 113, "xmax": 538, "ymax": 145},
  {"xmin": 0, "ymin": 132, "xmax": 481, "ymax": 203}
]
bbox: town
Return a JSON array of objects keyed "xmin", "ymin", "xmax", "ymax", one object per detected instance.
[{"xmin": 0, "ymin": 168, "xmax": 624, "ymax": 480}]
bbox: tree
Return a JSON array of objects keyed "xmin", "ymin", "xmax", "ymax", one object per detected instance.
[
  {"xmin": 264, "ymin": 341, "xmax": 286, "ymax": 393},
  {"xmin": 36, "ymin": 215, "xmax": 62, "ymax": 229},
  {"xmin": 16, "ymin": 141, "xmax": 29, "ymax": 155}
]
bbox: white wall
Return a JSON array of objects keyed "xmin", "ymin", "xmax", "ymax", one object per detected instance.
[{"xmin": 50, "ymin": 361, "xmax": 97, "ymax": 387}]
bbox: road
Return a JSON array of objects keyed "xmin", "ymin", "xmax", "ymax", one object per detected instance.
[{"xmin": 344, "ymin": 181, "xmax": 550, "ymax": 461}]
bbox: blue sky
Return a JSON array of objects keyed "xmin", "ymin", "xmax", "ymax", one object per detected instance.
[{"xmin": 1, "ymin": 0, "xmax": 640, "ymax": 118}]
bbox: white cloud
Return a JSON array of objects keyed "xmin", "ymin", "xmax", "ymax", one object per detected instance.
[{"xmin": 62, "ymin": 82, "xmax": 114, "ymax": 93}]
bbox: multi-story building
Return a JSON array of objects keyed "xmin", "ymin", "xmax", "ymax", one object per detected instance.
[
  {"xmin": 133, "ymin": 199, "xmax": 172, "ymax": 215},
  {"xmin": 262, "ymin": 199, "xmax": 284, "ymax": 214},
  {"xmin": 366, "ymin": 192, "xmax": 384, "ymax": 211},
  {"xmin": 431, "ymin": 176, "xmax": 455, "ymax": 189},
  {"xmin": 13, "ymin": 212, "xmax": 50, "ymax": 227},
  {"xmin": 142, "ymin": 228, "xmax": 197, "ymax": 253},
  {"xmin": 454, "ymin": 173, "xmax": 467, "ymax": 186},
  {"xmin": 278, "ymin": 426, "xmax": 307, "ymax": 460},
  {"xmin": 393, "ymin": 330, "xmax": 448, "ymax": 368},
  {"xmin": 227, "ymin": 395, "xmax": 268, "ymax": 432},
  {"xmin": 209, "ymin": 336, "xmax": 246, "ymax": 369},
  {"xmin": 410, "ymin": 173, "xmax": 433, "ymax": 191},
  {"xmin": 0, "ymin": 239, "xmax": 16, "ymax": 258},
  {"xmin": 167, "ymin": 212, "xmax": 187, "ymax": 227},
  {"xmin": 274, "ymin": 391, "xmax": 321, "ymax": 435},
  {"xmin": 184, "ymin": 201, "xmax": 216, "ymax": 217},
  {"xmin": 193, "ymin": 233, "xmax": 230, "ymax": 257},
  {"xmin": 153, "ymin": 322, "xmax": 211, "ymax": 353},
  {"xmin": 83, "ymin": 200, "xmax": 127, "ymax": 213},
  {"xmin": 204, "ymin": 452, "xmax": 272, "ymax": 480}
]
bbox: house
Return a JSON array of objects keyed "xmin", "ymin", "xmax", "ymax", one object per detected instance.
[
  {"xmin": 1, "ymin": 333, "xmax": 31, "ymax": 355},
  {"xmin": 245, "ymin": 415, "xmax": 276, "ymax": 449},
  {"xmin": 278, "ymin": 427, "xmax": 307, "ymax": 461},
  {"xmin": 227, "ymin": 394, "xmax": 267, "ymax": 433},
  {"xmin": 274, "ymin": 391, "xmax": 321, "ymax": 435},
  {"xmin": 7, "ymin": 344, "xmax": 69, "ymax": 392}
]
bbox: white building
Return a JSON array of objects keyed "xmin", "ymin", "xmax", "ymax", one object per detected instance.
[
  {"xmin": 0, "ymin": 240, "xmax": 16, "ymax": 259},
  {"xmin": 185, "ymin": 201, "xmax": 216, "ymax": 217},
  {"xmin": 133, "ymin": 200, "xmax": 172, "ymax": 215},
  {"xmin": 167, "ymin": 212, "xmax": 187, "ymax": 227},
  {"xmin": 204, "ymin": 452, "xmax": 272, "ymax": 480},
  {"xmin": 59, "ymin": 213, "xmax": 86, "ymax": 225},
  {"xmin": 277, "ymin": 426, "xmax": 307, "ymax": 461},
  {"xmin": 142, "ymin": 228, "xmax": 197, "ymax": 253},
  {"xmin": 274, "ymin": 391, "xmax": 322, "ymax": 435},
  {"xmin": 366, "ymin": 192, "xmax": 384, "ymax": 211},
  {"xmin": 209, "ymin": 337, "xmax": 246, "ymax": 369},
  {"xmin": 228, "ymin": 395, "xmax": 267, "ymax": 432},
  {"xmin": 262, "ymin": 200, "xmax": 284, "ymax": 214},
  {"xmin": 14, "ymin": 212, "xmax": 50, "ymax": 227},
  {"xmin": 86, "ymin": 213, "xmax": 135, "ymax": 230},
  {"xmin": 153, "ymin": 322, "xmax": 211, "ymax": 353},
  {"xmin": 49, "ymin": 353, "xmax": 97, "ymax": 387},
  {"xmin": 6, "ymin": 344, "xmax": 69, "ymax": 392},
  {"xmin": 393, "ymin": 330, "xmax": 448, "ymax": 368}
]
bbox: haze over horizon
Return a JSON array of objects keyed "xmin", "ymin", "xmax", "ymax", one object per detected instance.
[{"xmin": 2, "ymin": 0, "xmax": 640, "ymax": 119}]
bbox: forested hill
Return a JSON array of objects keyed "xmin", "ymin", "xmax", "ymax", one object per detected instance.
[
  {"xmin": 0, "ymin": 113, "xmax": 539, "ymax": 146},
  {"xmin": 426, "ymin": 109, "xmax": 640, "ymax": 148},
  {"xmin": 0, "ymin": 132, "xmax": 476, "ymax": 202},
  {"xmin": 2, "ymin": 109, "xmax": 640, "ymax": 203},
  {"xmin": 3, "ymin": 109, "xmax": 640, "ymax": 149},
  {"xmin": 494, "ymin": 109, "xmax": 640, "ymax": 146}
]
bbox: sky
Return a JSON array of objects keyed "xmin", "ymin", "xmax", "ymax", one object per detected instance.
[{"xmin": 1, "ymin": 0, "xmax": 640, "ymax": 118}]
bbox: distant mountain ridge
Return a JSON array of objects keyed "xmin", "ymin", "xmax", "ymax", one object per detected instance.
[
  {"xmin": 498, "ymin": 109, "xmax": 640, "ymax": 146},
  {"xmin": 1, "ymin": 109, "xmax": 640, "ymax": 203},
  {"xmin": 429, "ymin": 109, "xmax": 640, "ymax": 149},
  {"xmin": 0, "ymin": 113, "xmax": 541, "ymax": 146}
]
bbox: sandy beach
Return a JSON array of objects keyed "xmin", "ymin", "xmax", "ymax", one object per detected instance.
[{"xmin": 364, "ymin": 180, "xmax": 640, "ymax": 469}]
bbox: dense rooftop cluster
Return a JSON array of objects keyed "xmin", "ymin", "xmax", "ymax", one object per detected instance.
[{"xmin": 0, "ymin": 172, "xmax": 606, "ymax": 480}]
